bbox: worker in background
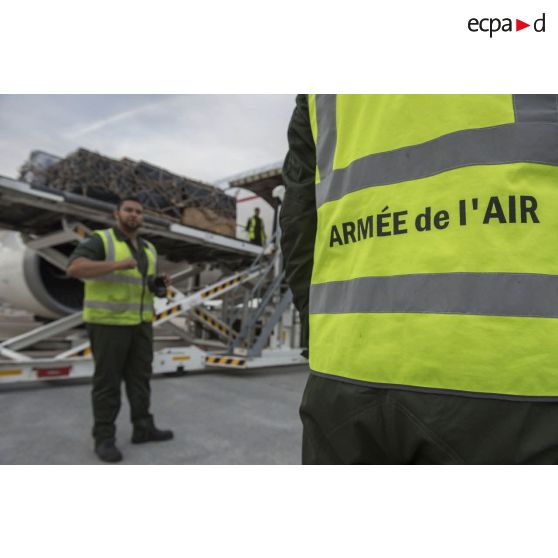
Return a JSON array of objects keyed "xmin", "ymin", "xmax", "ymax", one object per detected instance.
[
  {"xmin": 280, "ymin": 94, "xmax": 558, "ymax": 464},
  {"xmin": 67, "ymin": 196, "xmax": 173, "ymax": 463},
  {"xmin": 246, "ymin": 207, "xmax": 266, "ymax": 246}
]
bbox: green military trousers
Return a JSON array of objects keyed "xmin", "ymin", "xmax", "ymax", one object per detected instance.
[
  {"xmin": 300, "ymin": 374, "xmax": 558, "ymax": 464},
  {"xmin": 87, "ymin": 322, "xmax": 154, "ymax": 442}
]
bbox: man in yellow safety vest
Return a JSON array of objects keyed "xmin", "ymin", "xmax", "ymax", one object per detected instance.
[
  {"xmin": 67, "ymin": 196, "xmax": 173, "ymax": 463},
  {"xmin": 246, "ymin": 207, "xmax": 266, "ymax": 246}
]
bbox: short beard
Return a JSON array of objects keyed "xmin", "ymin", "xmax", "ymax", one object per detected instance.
[{"xmin": 119, "ymin": 220, "xmax": 140, "ymax": 234}]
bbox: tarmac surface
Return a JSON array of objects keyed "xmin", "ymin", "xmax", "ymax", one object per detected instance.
[{"xmin": 0, "ymin": 364, "xmax": 310, "ymax": 465}]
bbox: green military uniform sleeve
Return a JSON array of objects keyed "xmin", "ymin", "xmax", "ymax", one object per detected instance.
[
  {"xmin": 279, "ymin": 94, "xmax": 317, "ymax": 355},
  {"xmin": 68, "ymin": 234, "xmax": 106, "ymax": 264}
]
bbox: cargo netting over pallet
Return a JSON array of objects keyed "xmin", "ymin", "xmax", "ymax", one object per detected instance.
[{"xmin": 19, "ymin": 149, "xmax": 236, "ymax": 237}]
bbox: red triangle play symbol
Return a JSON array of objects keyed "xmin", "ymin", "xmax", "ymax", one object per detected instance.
[{"xmin": 516, "ymin": 19, "xmax": 530, "ymax": 31}]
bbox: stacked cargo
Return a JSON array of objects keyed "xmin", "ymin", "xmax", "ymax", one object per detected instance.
[{"xmin": 19, "ymin": 149, "xmax": 236, "ymax": 237}]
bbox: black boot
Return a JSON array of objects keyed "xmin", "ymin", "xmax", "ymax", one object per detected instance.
[
  {"xmin": 132, "ymin": 421, "xmax": 174, "ymax": 444},
  {"xmin": 95, "ymin": 439, "xmax": 123, "ymax": 463}
]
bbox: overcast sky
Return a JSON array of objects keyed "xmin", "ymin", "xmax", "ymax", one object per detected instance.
[{"xmin": 0, "ymin": 95, "xmax": 296, "ymax": 185}]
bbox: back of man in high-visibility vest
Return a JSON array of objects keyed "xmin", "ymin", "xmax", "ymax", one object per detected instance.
[
  {"xmin": 280, "ymin": 94, "xmax": 558, "ymax": 464},
  {"xmin": 67, "ymin": 196, "xmax": 173, "ymax": 463}
]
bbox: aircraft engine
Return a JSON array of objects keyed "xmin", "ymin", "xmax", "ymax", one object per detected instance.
[{"xmin": 0, "ymin": 233, "xmax": 83, "ymax": 319}]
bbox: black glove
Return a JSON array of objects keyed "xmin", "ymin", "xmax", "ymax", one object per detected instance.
[{"xmin": 147, "ymin": 275, "xmax": 167, "ymax": 298}]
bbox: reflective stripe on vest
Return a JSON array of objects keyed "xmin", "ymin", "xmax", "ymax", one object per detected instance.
[
  {"xmin": 83, "ymin": 229, "xmax": 156, "ymax": 325},
  {"xmin": 84, "ymin": 300, "xmax": 144, "ymax": 312},
  {"xmin": 308, "ymin": 94, "xmax": 558, "ymax": 399}
]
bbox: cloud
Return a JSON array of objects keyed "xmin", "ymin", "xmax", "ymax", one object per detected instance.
[
  {"xmin": 0, "ymin": 94, "xmax": 297, "ymax": 183},
  {"xmin": 64, "ymin": 98, "xmax": 171, "ymax": 139}
]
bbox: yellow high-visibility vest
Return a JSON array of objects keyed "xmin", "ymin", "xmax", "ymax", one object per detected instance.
[
  {"xmin": 83, "ymin": 228, "xmax": 157, "ymax": 325},
  {"xmin": 247, "ymin": 216, "xmax": 266, "ymax": 242},
  {"xmin": 308, "ymin": 94, "xmax": 558, "ymax": 399}
]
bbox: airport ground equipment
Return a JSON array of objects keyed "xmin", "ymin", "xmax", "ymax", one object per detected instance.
[
  {"xmin": 0, "ymin": 175, "xmax": 261, "ymax": 319},
  {"xmin": 0, "ymin": 175, "xmax": 305, "ymax": 384}
]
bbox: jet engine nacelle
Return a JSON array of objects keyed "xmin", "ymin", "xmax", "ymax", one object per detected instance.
[{"xmin": 0, "ymin": 232, "xmax": 83, "ymax": 319}]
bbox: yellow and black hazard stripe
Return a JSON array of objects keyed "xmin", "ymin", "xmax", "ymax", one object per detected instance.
[
  {"xmin": 201, "ymin": 275, "xmax": 245, "ymax": 300},
  {"xmin": 68, "ymin": 346, "xmax": 92, "ymax": 358},
  {"xmin": 74, "ymin": 225, "xmax": 89, "ymax": 238},
  {"xmin": 154, "ymin": 304, "xmax": 182, "ymax": 322},
  {"xmin": 172, "ymin": 355, "xmax": 191, "ymax": 362},
  {"xmin": 193, "ymin": 308, "xmax": 235, "ymax": 338},
  {"xmin": 0, "ymin": 368, "xmax": 22, "ymax": 377},
  {"xmin": 205, "ymin": 355, "xmax": 246, "ymax": 368}
]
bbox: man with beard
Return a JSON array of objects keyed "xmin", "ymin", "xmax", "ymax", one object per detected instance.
[{"xmin": 67, "ymin": 196, "xmax": 173, "ymax": 463}]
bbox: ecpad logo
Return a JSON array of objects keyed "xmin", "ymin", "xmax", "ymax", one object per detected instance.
[{"xmin": 468, "ymin": 13, "xmax": 546, "ymax": 37}]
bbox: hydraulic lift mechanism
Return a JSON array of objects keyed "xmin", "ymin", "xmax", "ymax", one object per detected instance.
[{"xmin": 0, "ymin": 175, "xmax": 305, "ymax": 384}]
